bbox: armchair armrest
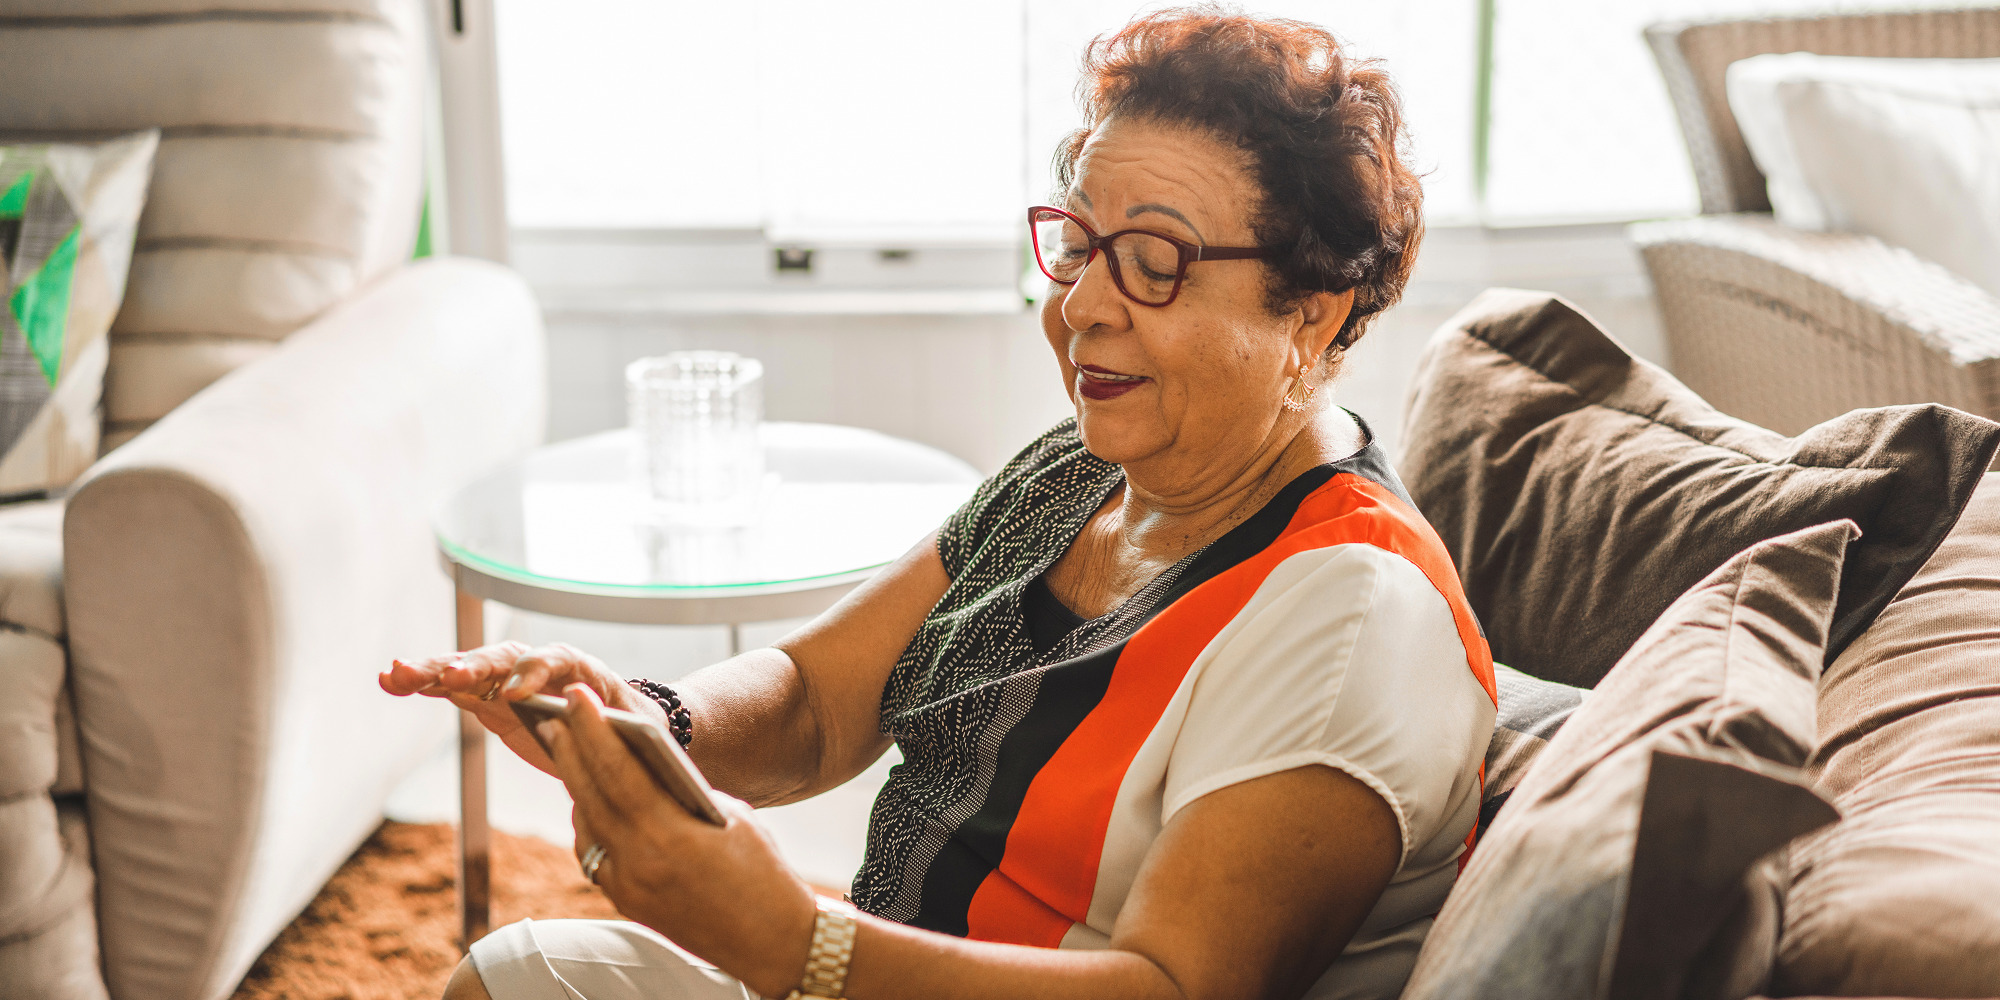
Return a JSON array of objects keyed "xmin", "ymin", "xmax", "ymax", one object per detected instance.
[
  {"xmin": 1630, "ymin": 213, "xmax": 2000, "ymax": 436},
  {"xmin": 62, "ymin": 257, "xmax": 545, "ymax": 1000}
]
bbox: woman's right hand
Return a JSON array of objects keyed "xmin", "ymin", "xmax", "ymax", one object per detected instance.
[{"xmin": 378, "ymin": 641, "xmax": 663, "ymax": 778}]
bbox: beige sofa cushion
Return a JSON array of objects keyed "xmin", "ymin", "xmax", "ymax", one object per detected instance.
[
  {"xmin": 1774, "ymin": 474, "xmax": 2000, "ymax": 995},
  {"xmin": 0, "ymin": 0, "xmax": 424, "ymax": 449},
  {"xmin": 0, "ymin": 498, "xmax": 103, "ymax": 999}
]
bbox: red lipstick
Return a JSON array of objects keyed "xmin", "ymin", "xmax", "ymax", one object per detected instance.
[{"xmin": 1076, "ymin": 363, "xmax": 1149, "ymax": 401}]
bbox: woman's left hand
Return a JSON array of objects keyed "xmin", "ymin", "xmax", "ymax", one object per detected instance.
[{"xmin": 539, "ymin": 683, "xmax": 818, "ymax": 999}]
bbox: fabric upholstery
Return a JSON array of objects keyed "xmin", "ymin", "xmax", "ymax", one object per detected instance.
[
  {"xmin": 64, "ymin": 259, "xmax": 545, "ymax": 1000},
  {"xmin": 1774, "ymin": 474, "xmax": 2000, "ymax": 996},
  {"xmin": 1480, "ymin": 664, "xmax": 1585, "ymax": 834},
  {"xmin": 0, "ymin": 0, "xmax": 426, "ymax": 448},
  {"xmin": 1401, "ymin": 521, "xmax": 1848, "ymax": 1000},
  {"xmin": 1398, "ymin": 287, "xmax": 2000, "ymax": 688},
  {"xmin": 0, "ymin": 498, "xmax": 103, "ymax": 999},
  {"xmin": 0, "ymin": 131, "xmax": 154, "ymax": 494},
  {"xmin": 0, "ymin": 799, "xmax": 102, "ymax": 1000}
]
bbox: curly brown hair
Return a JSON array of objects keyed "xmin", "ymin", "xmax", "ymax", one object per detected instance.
[{"xmin": 1055, "ymin": 5, "xmax": 1424, "ymax": 352}]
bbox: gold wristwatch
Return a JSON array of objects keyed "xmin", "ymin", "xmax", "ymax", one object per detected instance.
[{"xmin": 783, "ymin": 895, "xmax": 859, "ymax": 1000}]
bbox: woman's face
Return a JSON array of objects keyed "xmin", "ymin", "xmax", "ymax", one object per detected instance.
[{"xmin": 1041, "ymin": 116, "xmax": 1342, "ymax": 483}]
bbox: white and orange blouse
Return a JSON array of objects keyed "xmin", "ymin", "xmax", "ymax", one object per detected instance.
[{"xmin": 855, "ymin": 419, "xmax": 1497, "ymax": 1000}]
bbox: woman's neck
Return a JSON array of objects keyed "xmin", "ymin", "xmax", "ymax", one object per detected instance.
[{"xmin": 1113, "ymin": 404, "xmax": 1362, "ymax": 560}]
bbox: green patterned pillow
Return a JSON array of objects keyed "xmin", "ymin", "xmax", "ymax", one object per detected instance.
[{"xmin": 0, "ymin": 130, "xmax": 155, "ymax": 498}]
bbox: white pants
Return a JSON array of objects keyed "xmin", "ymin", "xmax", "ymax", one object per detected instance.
[
  {"xmin": 470, "ymin": 919, "xmax": 758, "ymax": 1000},
  {"xmin": 471, "ymin": 914, "xmax": 1424, "ymax": 1000}
]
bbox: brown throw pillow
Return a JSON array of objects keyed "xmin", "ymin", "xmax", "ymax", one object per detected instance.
[
  {"xmin": 1400, "ymin": 521, "xmax": 1848, "ymax": 1000},
  {"xmin": 1774, "ymin": 474, "xmax": 2000, "ymax": 997},
  {"xmin": 1400, "ymin": 288, "xmax": 2000, "ymax": 688}
]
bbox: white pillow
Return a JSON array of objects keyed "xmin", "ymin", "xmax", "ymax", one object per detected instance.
[{"xmin": 1726, "ymin": 53, "xmax": 2000, "ymax": 297}]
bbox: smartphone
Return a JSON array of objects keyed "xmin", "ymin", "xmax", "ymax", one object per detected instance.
[{"xmin": 510, "ymin": 692, "xmax": 727, "ymax": 826}]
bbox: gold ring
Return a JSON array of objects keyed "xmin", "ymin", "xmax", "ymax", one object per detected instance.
[{"xmin": 479, "ymin": 677, "xmax": 505, "ymax": 701}]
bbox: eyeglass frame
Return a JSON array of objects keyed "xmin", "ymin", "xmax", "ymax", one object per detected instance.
[{"xmin": 1027, "ymin": 206, "xmax": 1273, "ymax": 308}]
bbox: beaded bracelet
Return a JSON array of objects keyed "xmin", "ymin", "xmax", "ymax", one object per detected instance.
[{"xmin": 626, "ymin": 678, "xmax": 694, "ymax": 748}]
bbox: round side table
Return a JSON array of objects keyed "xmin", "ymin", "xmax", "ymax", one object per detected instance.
[{"xmin": 435, "ymin": 422, "xmax": 979, "ymax": 945}]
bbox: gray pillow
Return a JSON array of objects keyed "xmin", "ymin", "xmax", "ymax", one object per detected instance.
[
  {"xmin": 1402, "ymin": 521, "xmax": 1849, "ymax": 1000},
  {"xmin": 1480, "ymin": 664, "xmax": 1585, "ymax": 835}
]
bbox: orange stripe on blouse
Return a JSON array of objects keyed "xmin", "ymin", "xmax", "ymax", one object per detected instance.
[{"xmin": 962, "ymin": 473, "xmax": 1495, "ymax": 946}]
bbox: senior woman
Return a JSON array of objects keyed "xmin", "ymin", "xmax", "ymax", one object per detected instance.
[{"xmin": 382, "ymin": 9, "xmax": 1495, "ymax": 1000}]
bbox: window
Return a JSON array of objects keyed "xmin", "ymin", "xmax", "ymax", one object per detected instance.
[
  {"xmin": 495, "ymin": 0, "xmax": 1475, "ymax": 243},
  {"xmin": 1027, "ymin": 0, "xmax": 1480, "ymax": 224},
  {"xmin": 497, "ymin": 0, "xmax": 1026, "ymax": 242},
  {"xmin": 495, "ymin": 0, "xmax": 1962, "ymax": 243}
]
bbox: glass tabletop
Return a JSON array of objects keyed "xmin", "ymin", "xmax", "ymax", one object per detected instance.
[{"xmin": 436, "ymin": 423, "xmax": 980, "ymax": 596}]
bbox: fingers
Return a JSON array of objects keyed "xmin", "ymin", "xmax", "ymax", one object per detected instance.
[
  {"xmin": 558, "ymin": 684, "xmax": 675, "ymax": 826},
  {"xmin": 379, "ymin": 652, "xmax": 469, "ymax": 697},
  {"xmin": 441, "ymin": 641, "xmax": 530, "ymax": 696},
  {"xmin": 379, "ymin": 641, "xmax": 528, "ymax": 699},
  {"xmin": 501, "ymin": 643, "xmax": 584, "ymax": 702},
  {"xmin": 381, "ymin": 642, "xmax": 628, "ymax": 709},
  {"xmin": 539, "ymin": 693, "xmax": 642, "ymax": 843},
  {"xmin": 556, "ymin": 742, "xmax": 635, "ymax": 903},
  {"xmin": 506, "ymin": 643, "xmax": 626, "ymax": 705},
  {"xmin": 570, "ymin": 802, "xmax": 597, "ymax": 866}
]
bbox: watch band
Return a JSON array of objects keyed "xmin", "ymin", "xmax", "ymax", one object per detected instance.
[{"xmin": 784, "ymin": 896, "xmax": 858, "ymax": 1000}]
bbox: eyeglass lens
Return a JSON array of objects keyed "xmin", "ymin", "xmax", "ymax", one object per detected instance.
[{"xmin": 1032, "ymin": 211, "xmax": 1182, "ymax": 305}]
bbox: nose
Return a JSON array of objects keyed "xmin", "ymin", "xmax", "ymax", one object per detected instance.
[{"xmin": 1059, "ymin": 249, "xmax": 1131, "ymax": 334}]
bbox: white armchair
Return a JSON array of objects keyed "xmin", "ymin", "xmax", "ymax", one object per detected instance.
[
  {"xmin": 0, "ymin": 2, "xmax": 545, "ymax": 998},
  {"xmin": 1632, "ymin": 9, "xmax": 2000, "ymax": 437}
]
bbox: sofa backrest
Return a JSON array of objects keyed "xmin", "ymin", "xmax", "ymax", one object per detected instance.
[
  {"xmin": 1645, "ymin": 8, "xmax": 2000, "ymax": 215},
  {"xmin": 0, "ymin": 0, "xmax": 426, "ymax": 450}
]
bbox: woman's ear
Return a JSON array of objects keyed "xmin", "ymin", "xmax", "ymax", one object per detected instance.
[{"xmin": 1294, "ymin": 288, "xmax": 1356, "ymax": 368}]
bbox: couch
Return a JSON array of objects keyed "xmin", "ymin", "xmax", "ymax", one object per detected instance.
[
  {"xmin": 1631, "ymin": 8, "xmax": 2000, "ymax": 438},
  {"xmin": 1398, "ymin": 288, "xmax": 2000, "ymax": 998},
  {"xmin": 0, "ymin": 2, "xmax": 546, "ymax": 998}
]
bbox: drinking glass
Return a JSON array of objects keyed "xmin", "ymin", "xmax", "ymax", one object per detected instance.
[{"xmin": 626, "ymin": 351, "xmax": 766, "ymax": 522}]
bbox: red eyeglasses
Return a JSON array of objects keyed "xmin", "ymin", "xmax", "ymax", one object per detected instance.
[{"xmin": 1028, "ymin": 206, "xmax": 1272, "ymax": 307}]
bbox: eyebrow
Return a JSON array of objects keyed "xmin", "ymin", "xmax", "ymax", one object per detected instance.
[{"xmin": 1127, "ymin": 203, "xmax": 1205, "ymax": 243}]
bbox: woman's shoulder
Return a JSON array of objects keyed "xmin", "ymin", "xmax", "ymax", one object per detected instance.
[{"xmin": 1166, "ymin": 539, "xmax": 1495, "ymax": 867}]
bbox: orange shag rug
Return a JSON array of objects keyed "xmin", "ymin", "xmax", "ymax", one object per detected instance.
[{"xmin": 230, "ymin": 822, "xmax": 620, "ymax": 1000}]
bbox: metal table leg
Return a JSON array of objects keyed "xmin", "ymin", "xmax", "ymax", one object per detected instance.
[{"xmin": 456, "ymin": 588, "xmax": 490, "ymax": 949}]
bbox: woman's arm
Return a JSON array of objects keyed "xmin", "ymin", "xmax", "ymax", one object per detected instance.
[
  {"xmin": 842, "ymin": 764, "xmax": 1400, "ymax": 1000},
  {"xmin": 670, "ymin": 533, "xmax": 949, "ymax": 806},
  {"xmin": 378, "ymin": 532, "xmax": 949, "ymax": 805},
  {"xmin": 542, "ymin": 683, "xmax": 1401, "ymax": 1000}
]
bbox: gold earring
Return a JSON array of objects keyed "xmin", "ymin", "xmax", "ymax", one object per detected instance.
[{"xmin": 1282, "ymin": 361, "xmax": 1316, "ymax": 412}]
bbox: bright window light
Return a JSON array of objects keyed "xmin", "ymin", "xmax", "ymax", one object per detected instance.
[
  {"xmin": 497, "ymin": 1, "xmax": 1478, "ymax": 238},
  {"xmin": 1482, "ymin": 0, "xmax": 1952, "ymax": 223},
  {"xmin": 495, "ymin": 1, "xmax": 1950, "ymax": 237}
]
